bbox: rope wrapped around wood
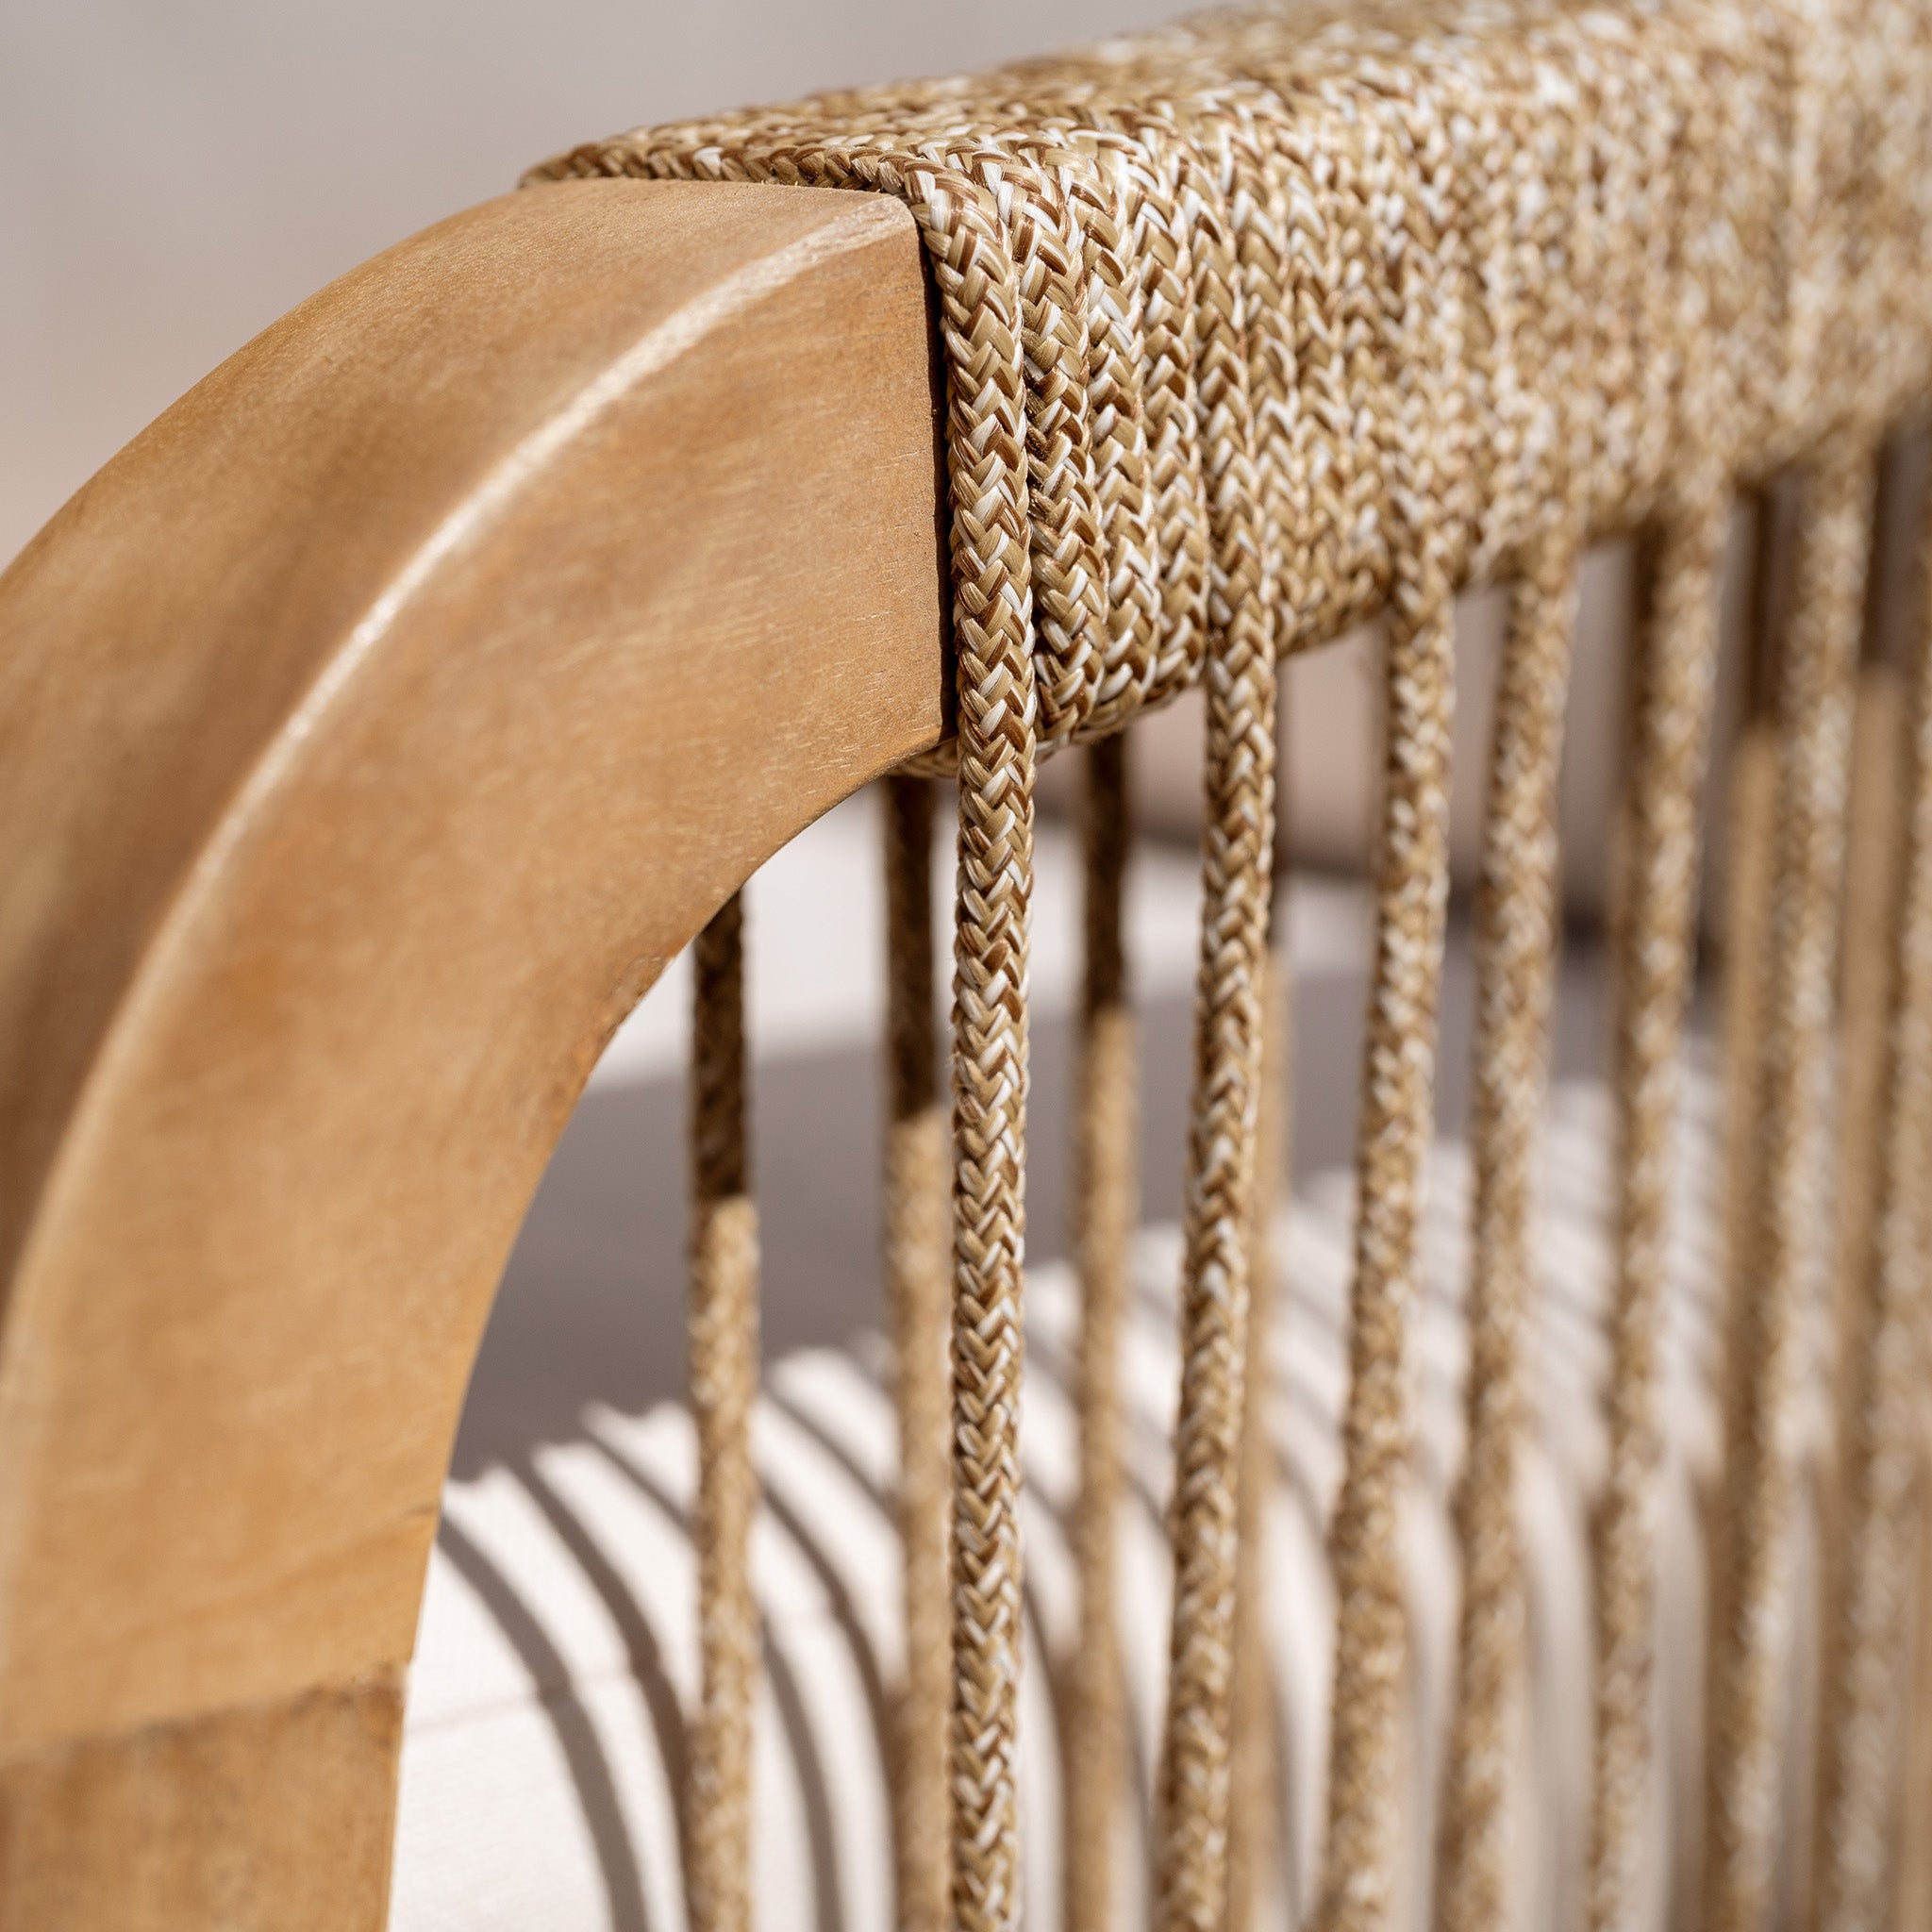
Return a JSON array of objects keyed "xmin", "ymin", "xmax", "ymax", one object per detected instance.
[{"xmin": 541, "ymin": 1, "xmax": 1932, "ymax": 1927}]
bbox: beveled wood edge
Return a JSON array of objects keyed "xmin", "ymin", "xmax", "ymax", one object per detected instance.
[{"xmin": 0, "ymin": 175, "xmax": 946, "ymax": 1917}]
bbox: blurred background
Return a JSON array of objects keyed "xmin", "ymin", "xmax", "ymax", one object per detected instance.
[{"xmin": 1, "ymin": 0, "xmax": 1191, "ymax": 572}]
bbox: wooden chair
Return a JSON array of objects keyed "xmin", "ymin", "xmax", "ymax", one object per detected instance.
[
  {"xmin": 0, "ymin": 179, "xmax": 942, "ymax": 1926},
  {"xmin": 6, "ymin": 6, "xmax": 1932, "ymax": 1928}
]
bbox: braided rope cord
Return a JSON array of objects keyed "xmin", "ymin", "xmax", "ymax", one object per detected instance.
[
  {"xmin": 1319, "ymin": 605, "xmax": 1457, "ymax": 1932},
  {"xmin": 1811, "ymin": 507, "xmax": 1932, "ymax": 1932},
  {"xmin": 533, "ymin": 6, "xmax": 1932, "ymax": 1925},
  {"xmin": 1704, "ymin": 438, "xmax": 1874, "ymax": 1932},
  {"xmin": 1151, "ymin": 115, "xmax": 1281, "ymax": 1932},
  {"xmin": 1433, "ymin": 525, "xmax": 1582, "ymax": 1932},
  {"xmin": 1718, "ymin": 490, "xmax": 1787, "ymax": 1504},
  {"xmin": 1314, "ymin": 108, "xmax": 1462, "ymax": 1932},
  {"xmin": 1826, "ymin": 659, "xmax": 1906, "ymax": 1515},
  {"xmin": 1895, "ymin": 1479, "xmax": 1932, "ymax": 1932},
  {"xmin": 1425, "ymin": 16, "xmax": 1587, "ymax": 1922},
  {"xmin": 919, "ymin": 167, "xmax": 1041, "ymax": 1932},
  {"xmin": 1807, "ymin": 639, "xmax": 1904, "ymax": 1919},
  {"xmin": 689, "ymin": 892, "xmax": 760, "ymax": 1932},
  {"xmin": 1066, "ymin": 733, "xmax": 1137, "ymax": 1932},
  {"xmin": 1224, "ymin": 865, "xmax": 1292, "ymax": 1932},
  {"xmin": 1583, "ymin": 15, "xmax": 1751, "ymax": 1915},
  {"xmin": 1586, "ymin": 490, "xmax": 1730, "ymax": 1932},
  {"xmin": 883, "ymin": 774, "xmax": 953, "ymax": 1932}
]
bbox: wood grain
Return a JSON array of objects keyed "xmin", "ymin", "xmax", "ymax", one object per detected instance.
[{"xmin": 0, "ymin": 176, "xmax": 944, "ymax": 1923}]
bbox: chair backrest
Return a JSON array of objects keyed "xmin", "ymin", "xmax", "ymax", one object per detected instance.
[{"xmin": 4, "ymin": 6, "xmax": 1932, "ymax": 1931}]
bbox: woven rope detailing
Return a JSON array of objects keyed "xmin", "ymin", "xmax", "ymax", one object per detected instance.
[
  {"xmin": 1587, "ymin": 496, "xmax": 1729, "ymax": 1932},
  {"xmin": 1435, "ymin": 529, "xmax": 1581, "ymax": 1932},
  {"xmin": 1706, "ymin": 441, "xmax": 1874, "ymax": 1932},
  {"xmin": 539, "ymin": 4, "xmax": 1932, "ymax": 1927},
  {"xmin": 1812, "ymin": 628, "xmax": 1932, "ymax": 1932},
  {"xmin": 883, "ymin": 776, "xmax": 953, "ymax": 1932},
  {"xmin": 1320, "ymin": 598, "xmax": 1456, "ymax": 1932},
  {"xmin": 1225, "ymin": 912, "xmax": 1292, "ymax": 1932},
  {"xmin": 689, "ymin": 893, "xmax": 759, "ymax": 1932},
  {"xmin": 1066, "ymin": 737, "xmax": 1137, "ymax": 1932}
]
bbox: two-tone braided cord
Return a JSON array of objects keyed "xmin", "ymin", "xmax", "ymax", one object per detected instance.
[
  {"xmin": 525, "ymin": 7, "xmax": 1932, "ymax": 1927},
  {"xmin": 689, "ymin": 893, "xmax": 760, "ymax": 1932}
]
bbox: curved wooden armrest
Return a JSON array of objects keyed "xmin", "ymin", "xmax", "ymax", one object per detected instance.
[{"xmin": 0, "ymin": 178, "xmax": 943, "ymax": 1925}]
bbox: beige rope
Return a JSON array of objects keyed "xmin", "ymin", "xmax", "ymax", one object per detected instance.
[
  {"xmin": 1705, "ymin": 434, "xmax": 1874, "ymax": 1932},
  {"xmin": 882, "ymin": 774, "xmax": 952, "ymax": 1932},
  {"xmin": 1224, "ymin": 903, "xmax": 1292, "ymax": 1932},
  {"xmin": 1152, "ymin": 108, "xmax": 1282, "ymax": 1932},
  {"xmin": 1434, "ymin": 525, "xmax": 1583, "ymax": 1932},
  {"xmin": 1065, "ymin": 733, "xmax": 1137, "ymax": 1932},
  {"xmin": 529, "ymin": 10, "xmax": 1932, "ymax": 1924},
  {"xmin": 1319, "ymin": 603, "xmax": 1457, "ymax": 1932},
  {"xmin": 1890, "ymin": 1440, "xmax": 1932, "ymax": 1932},
  {"xmin": 1807, "ymin": 656, "xmax": 1902, "ymax": 1924},
  {"xmin": 924, "ymin": 164, "xmax": 1040, "ymax": 1932},
  {"xmin": 1828, "ymin": 663, "xmax": 1907, "ymax": 1464},
  {"xmin": 689, "ymin": 891, "xmax": 760, "ymax": 1932},
  {"xmin": 1314, "ymin": 72, "xmax": 1463, "ymax": 1932},
  {"xmin": 1811, "ymin": 486, "xmax": 1932, "ymax": 1932},
  {"xmin": 1587, "ymin": 487, "xmax": 1731, "ymax": 1932},
  {"xmin": 1720, "ymin": 722, "xmax": 1781, "ymax": 1408}
]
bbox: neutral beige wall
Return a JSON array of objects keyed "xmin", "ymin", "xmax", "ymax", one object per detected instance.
[{"xmin": 1, "ymin": 0, "xmax": 1187, "ymax": 569}]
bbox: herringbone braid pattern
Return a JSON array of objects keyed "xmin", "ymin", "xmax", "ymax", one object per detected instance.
[
  {"xmin": 1705, "ymin": 436, "xmax": 1874, "ymax": 1932},
  {"xmin": 528, "ymin": 8, "xmax": 1932, "ymax": 1928},
  {"xmin": 1583, "ymin": 35, "xmax": 1748, "ymax": 1898},
  {"xmin": 688, "ymin": 892, "xmax": 760, "ymax": 1932},
  {"xmin": 1586, "ymin": 486, "xmax": 1730, "ymax": 1932},
  {"xmin": 1318, "ymin": 598, "xmax": 1456, "ymax": 1932},
  {"xmin": 1314, "ymin": 76, "xmax": 1461, "ymax": 1932},
  {"xmin": 1812, "ymin": 509, "xmax": 1932, "ymax": 1932},
  {"xmin": 1825, "ymin": 663, "xmax": 1907, "ymax": 1563},
  {"xmin": 1434, "ymin": 525, "xmax": 1581, "ymax": 1932},
  {"xmin": 916, "ymin": 160, "xmax": 1039, "ymax": 1932},
  {"xmin": 882, "ymin": 774, "xmax": 952, "ymax": 1932},
  {"xmin": 1065, "ymin": 733, "xmax": 1136, "ymax": 1932},
  {"xmin": 1224, "ymin": 919, "xmax": 1291, "ymax": 1932},
  {"xmin": 1151, "ymin": 107, "xmax": 1281, "ymax": 1932}
]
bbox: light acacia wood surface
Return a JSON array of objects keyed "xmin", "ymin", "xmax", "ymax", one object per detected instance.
[{"xmin": 0, "ymin": 177, "xmax": 945, "ymax": 1927}]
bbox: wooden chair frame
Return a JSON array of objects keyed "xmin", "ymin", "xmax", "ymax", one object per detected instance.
[{"xmin": 0, "ymin": 178, "xmax": 945, "ymax": 1927}]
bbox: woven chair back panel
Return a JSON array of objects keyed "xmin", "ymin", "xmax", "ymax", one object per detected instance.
[{"xmin": 526, "ymin": 8, "xmax": 1932, "ymax": 1932}]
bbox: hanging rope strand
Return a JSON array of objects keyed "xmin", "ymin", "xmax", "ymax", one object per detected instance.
[
  {"xmin": 524, "ymin": 18, "xmax": 1932, "ymax": 1930},
  {"xmin": 1152, "ymin": 125, "xmax": 1282, "ymax": 1932},
  {"xmin": 1434, "ymin": 525, "xmax": 1583, "ymax": 1932},
  {"xmin": 1318, "ymin": 592, "xmax": 1458, "ymax": 1932},
  {"xmin": 1808, "ymin": 466, "xmax": 1932, "ymax": 1932},
  {"xmin": 1704, "ymin": 435, "xmax": 1874, "ymax": 1932},
  {"xmin": 1316, "ymin": 71, "xmax": 1465, "ymax": 1932},
  {"xmin": 913, "ymin": 167, "xmax": 1041, "ymax": 1932},
  {"xmin": 688, "ymin": 891, "xmax": 761, "ymax": 1932},
  {"xmin": 1224, "ymin": 823, "xmax": 1293, "ymax": 1932},
  {"xmin": 1585, "ymin": 484, "xmax": 1730, "ymax": 1932},
  {"xmin": 882, "ymin": 774, "xmax": 952, "ymax": 1932},
  {"xmin": 1065, "ymin": 731, "xmax": 1138, "ymax": 1932}
]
